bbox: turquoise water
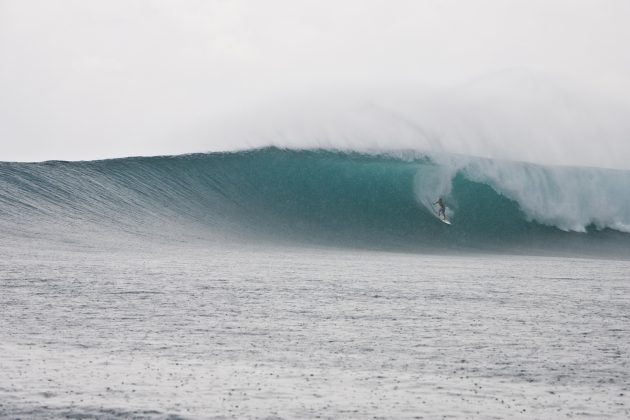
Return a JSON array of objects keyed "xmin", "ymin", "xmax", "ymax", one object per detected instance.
[{"xmin": 1, "ymin": 147, "xmax": 629, "ymax": 256}]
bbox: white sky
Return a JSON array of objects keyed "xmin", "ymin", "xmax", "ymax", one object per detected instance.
[{"xmin": 1, "ymin": 0, "xmax": 629, "ymax": 165}]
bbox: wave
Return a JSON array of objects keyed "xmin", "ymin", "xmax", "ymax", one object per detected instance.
[{"xmin": 1, "ymin": 147, "xmax": 629, "ymax": 256}]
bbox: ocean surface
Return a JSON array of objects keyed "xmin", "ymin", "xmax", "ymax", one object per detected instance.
[{"xmin": 1, "ymin": 148, "xmax": 629, "ymax": 418}]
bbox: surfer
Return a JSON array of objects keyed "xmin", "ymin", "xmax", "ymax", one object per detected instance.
[{"xmin": 433, "ymin": 198, "xmax": 446, "ymax": 220}]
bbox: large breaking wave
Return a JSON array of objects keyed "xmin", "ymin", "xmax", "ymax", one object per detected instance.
[{"xmin": 1, "ymin": 147, "xmax": 629, "ymax": 257}]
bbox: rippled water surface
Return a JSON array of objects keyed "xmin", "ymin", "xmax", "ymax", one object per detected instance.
[{"xmin": 1, "ymin": 243, "xmax": 629, "ymax": 419}]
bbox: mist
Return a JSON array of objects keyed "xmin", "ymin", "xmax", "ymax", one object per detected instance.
[{"xmin": 1, "ymin": 0, "xmax": 629, "ymax": 168}]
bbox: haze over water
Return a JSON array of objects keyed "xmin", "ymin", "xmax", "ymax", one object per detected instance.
[{"xmin": 1, "ymin": 0, "xmax": 630, "ymax": 167}]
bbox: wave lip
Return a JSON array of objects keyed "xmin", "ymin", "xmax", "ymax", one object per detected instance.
[
  {"xmin": 456, "ymin": 157, "xmax": 630, "ymax": 234},
  {"xmin": 1, "ymin": 147, "xmax": 629, "ymax": 256}
]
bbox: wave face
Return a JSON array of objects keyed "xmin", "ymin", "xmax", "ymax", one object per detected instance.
[{"xmin": 1, "ymin": 148, "xmax": 629, "ymax": 256}]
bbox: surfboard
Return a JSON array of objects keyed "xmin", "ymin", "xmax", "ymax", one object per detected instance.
[{"xmin": 435, "ymin": 213, "xmax": 451, "ymax": 225}]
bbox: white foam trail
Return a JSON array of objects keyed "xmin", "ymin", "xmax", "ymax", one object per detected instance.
[{"xmin": 413, "ymin": 163, "xmax": 456, "ymax": 219}]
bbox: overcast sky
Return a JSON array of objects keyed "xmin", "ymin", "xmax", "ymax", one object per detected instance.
[{"xmin": 1, "ymin": 0, "xmax": 629, "ymax": 165}]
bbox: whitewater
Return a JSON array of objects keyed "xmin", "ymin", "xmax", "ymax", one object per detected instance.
[{"xmin": 1, "ymin": 146, "xmax": 629, "ymax": 418}]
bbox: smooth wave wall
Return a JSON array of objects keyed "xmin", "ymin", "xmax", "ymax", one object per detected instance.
[{"xmin": 1, "ymin": 148, "xmax": 628, "ymax": 256}]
